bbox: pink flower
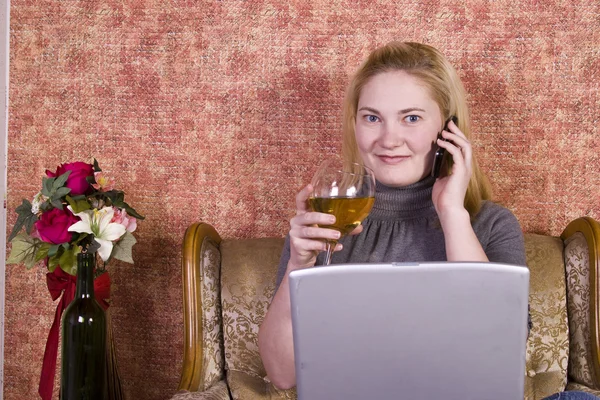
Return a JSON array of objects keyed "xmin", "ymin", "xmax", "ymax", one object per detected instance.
[
  {"xmin": 46, "ymin": 162, "xmax": 94, "ymax": 196},
  {"xmin": 92, "ymin": 172, "xmax": 114, "ymax": 191},
  {"xmin": 111, "ymin": 208, "xmax": 137, "ymax": 233},
  {"xmin": 35, "ymin": 207, "xmax": 80, "ymax": 244},
  {"xmin": 30, "ymin": 224, "xmax": 42, "ymax": 240}
]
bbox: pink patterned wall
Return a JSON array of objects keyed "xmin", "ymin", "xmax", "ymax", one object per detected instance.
[{"xmin": 6, "ymin": 1, "xmax": 600, "ymax": 399}]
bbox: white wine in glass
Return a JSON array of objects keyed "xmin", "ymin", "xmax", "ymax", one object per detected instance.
[{"xmin": 309, "ymin": 158, "xmax": 376, "ymax": 265}]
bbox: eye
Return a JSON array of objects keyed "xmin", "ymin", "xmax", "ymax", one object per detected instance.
[
  {"xmin": 405, "ymin": 115, "xmax": 420, "ymax": 123},
  {"xmin": 365, "ymin": 115, "xmax": 380, "ymax": 123}
]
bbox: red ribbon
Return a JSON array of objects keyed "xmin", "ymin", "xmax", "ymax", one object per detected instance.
[{"xmin": 38, "ymin": 267, "xmax": 111, "ymax": 400}]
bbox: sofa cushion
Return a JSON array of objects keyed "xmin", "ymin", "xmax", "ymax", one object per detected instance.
[
  {"xmin": 171, "ymin": 380, "xmax": 230, "ymax": 400},
  {"xmin": 524, "ymin": 233, "xmax": 569, "ymax": 399},
  {"xmin": 227, "ymin": 370, "xmax": 296, "ymax": 400}
]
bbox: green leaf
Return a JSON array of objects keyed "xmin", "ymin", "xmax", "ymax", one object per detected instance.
[
  {"xmin": 42, "ymin": 177, "xmax": 54, "ymax": 197},
  {"xmin": 72, "ymin": 232, "xmax": 89, "ymax": 245},
  {"xmin": 48, "ymin": 255, "xmax": 60, "ymax": 272},
  {"xmin": 93, "ymin": 159, "xmax": 101, "ymax": 172},
  {"xmin": 59, "ymin": 247, "xmax": 78, "ymax": 275},
  {"xmin": 8, "ymin": 200, "xmax": 38, "ymax": 242},
  {"xmin": 7, "ymin": 234, "xmax": 45, "ymax": 269},
  {"xmin": 24, "ymin": 214, "xmax": 38, "ymax": 235},
  {"xmin": 111, "ymin": 231, "xmax": 137, "ymax": 264},
  {"xmin": 53, "ymin": 170, "xmax": 72, "ymax": 189},
  {"xmin": 120, "ymin": 201, "xmax": 145, "ymax": 220},
  {"xmin": 65, "ymin": 195, "xmax": 76, "ymax": 209},
  {"xmin": 35, "ymin": 243, "xmax": 52, "ymax": 263},
  {"xmin": 104, "ymin": 190, "xmax": 124, "ymax": 204},
  {"xmin": 65, "ymin": 195, "xmax": 91, "ymax": 214},
  {"xmin": 39, "ymin": 201, "xmax": 53, "ymax": 212},
  {"xmin": 53, "ymin": 187, "xmax": 72, "ymax": 199},
  {"xmin": 7, "ymin": 221, "xmax": 25, "ymax": 243},
  {"xmin": 48, "ymin": 244, "xmax": 61, "ymax": 257},
  {"xmin": 50, "ymin": 199, "xmax": 63, "ymax": 210}
]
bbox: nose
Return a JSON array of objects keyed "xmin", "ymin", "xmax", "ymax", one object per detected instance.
[{"xmin": 379, "ymin": 120, "xmax": 405, "ymax": 149}]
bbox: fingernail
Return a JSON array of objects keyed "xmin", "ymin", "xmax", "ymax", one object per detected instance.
[
  {"xmin": 334, "ymin": 231, "xmax": 341, "ymax": 239},
  {"xmin": 328, "ymin": 216, "xmax": 336, "ymax": 224}
]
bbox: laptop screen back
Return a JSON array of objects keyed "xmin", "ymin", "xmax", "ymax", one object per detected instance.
[{"xmin": 288, "ymin": 262, "xmax": 529, "ymax": 400}]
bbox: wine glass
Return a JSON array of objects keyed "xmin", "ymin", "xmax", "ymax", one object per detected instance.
[{"xmin": 309, "ymin": 157, "xmax": 376, "ymax": 265}]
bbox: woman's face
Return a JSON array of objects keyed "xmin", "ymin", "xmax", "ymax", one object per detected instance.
[{"xmin": 355, "ymin": 70, "xmax": 443, "ymax": 187}]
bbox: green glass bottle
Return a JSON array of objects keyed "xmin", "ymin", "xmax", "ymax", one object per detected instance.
[{"xmin": 60, "ymin": 253, "xmax": 107, "ymax": 400}]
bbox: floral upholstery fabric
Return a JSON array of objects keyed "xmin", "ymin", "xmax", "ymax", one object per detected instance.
[
  {"xmin": 566, "ymin": 382, "xmax": 600, "ymax": 396},
  {"xmin": 523, "ymin": 233, "xmax": 569, "ymax": 400},
  {"xmin": 200, "ymin": 238, "xmax": 226, "ymax": 390},
  {"xmin": 220, "ymin": 238, "xmax": 295, "ymax": 399},
  {"xmin": 171, "ymin": 380, "xmax": 230, "ymax": 400},
  {"xmin": 227, "ymin": 370, "xmax": 297, "ymax": 400},
  {"xmin": 564, "ymin": 232, "xmax": 599, "ymax": 389}
]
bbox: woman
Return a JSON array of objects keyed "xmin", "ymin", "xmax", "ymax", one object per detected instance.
[{"xmin": 258, "ymin": 41, "xmax": 598, "ymax": 399}]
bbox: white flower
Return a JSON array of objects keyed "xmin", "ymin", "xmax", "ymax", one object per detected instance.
[
  {"xmin": 31, "ymin": 191, "xmax": 48, "ymax": 214},
  {"xmin": 68, "ymin": 206, "xmax": 127, "ymax": 261}
]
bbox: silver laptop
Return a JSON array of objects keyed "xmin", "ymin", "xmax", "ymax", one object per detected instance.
[{"xmin": 289, "ymin": 262, "xmax": 529, "ymax": 400}]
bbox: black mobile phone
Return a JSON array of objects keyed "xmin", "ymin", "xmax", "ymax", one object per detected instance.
[{"xmin": 431, "ymin": 116, "xmax": 458, "ymax": 179}]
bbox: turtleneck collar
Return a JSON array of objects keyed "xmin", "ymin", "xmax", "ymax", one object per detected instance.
[{"xmin": 368, "ymin": 176, "xmax": 437, "ymax": 219}]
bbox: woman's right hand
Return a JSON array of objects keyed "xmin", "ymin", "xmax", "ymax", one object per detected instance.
[
  {"xmin": 259, "ymin": 183, "xmax": 363, "ymax": 390},
  {"xmin": 287, "ymin": 184, "xmax": 345, "ymax": 270}
]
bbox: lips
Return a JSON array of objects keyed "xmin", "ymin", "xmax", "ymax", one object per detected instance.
[{"xmin": 377, "ymin": 155, "xmax": 409, "ymax": 165}]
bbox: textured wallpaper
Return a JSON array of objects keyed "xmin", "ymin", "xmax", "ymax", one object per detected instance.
[{"xmin": 6, "ymin": 1, "xmax": 600, "ymax": 399}]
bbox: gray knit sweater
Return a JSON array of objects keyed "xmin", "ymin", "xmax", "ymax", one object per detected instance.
[{"xmin": 275, "ymin": 176, "xmax": 526, "ymax": 289}]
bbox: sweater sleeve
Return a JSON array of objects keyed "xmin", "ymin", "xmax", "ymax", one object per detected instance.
[
  {"xmin": 474, "ymin": 202, "xmax": 531, "ymax": 334},
  {"xmin": 474, "ymin": 201, "xmax": 527, "ymax": 266}
]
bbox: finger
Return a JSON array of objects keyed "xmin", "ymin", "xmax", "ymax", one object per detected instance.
[
  {"xmin": 290, "ymin": 238, "xmax": 343, "ymax": 253},
  {"xmin": 439, "ymin": 132, "xmax": 472, "ymax": 165},
  {"xmin": 441, "ymin": 129, "xmax": 470, "ymax": 150},
  {"xmin": 436, "ymin": 137, "xmax": 465, "ymax": 167},
  {"xmin": 294, "ymin": 225, "xmax": 341, "ymax": 241},
  {"xmin": 447, "ymin": 119, "xmax": 468, "ymax": 140},
  {"xmin": 436, "ymin": 137, "xmax": 473, "ymax": 177},
  {"xmin": 292, "ymin": 211, "xmax": 336, "ymax": 227},
  {"xmin": 295, "ymin": 184, "xmax": 313, "ymax": 214},
  {"xmin": 349, "ymin": 224, "xmax": 364, "ymax": 236}
]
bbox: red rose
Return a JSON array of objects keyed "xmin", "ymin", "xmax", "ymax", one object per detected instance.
[
  {"xmin": 35, "ymin": 208, "xmax": 79, "ymax": 244},
  {"xmin": 46, "ymin": 162, "xmax": 94, "ymax": 196}
]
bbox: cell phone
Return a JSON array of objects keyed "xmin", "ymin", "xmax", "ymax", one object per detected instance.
[{"xmin": 431, "ymin": 115, "xmax": 458, "ymax": 179}]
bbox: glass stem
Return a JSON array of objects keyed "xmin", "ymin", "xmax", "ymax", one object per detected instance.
[{"xmin": 324, "ymin": 240, "xmax": 337, "ymax": 265}]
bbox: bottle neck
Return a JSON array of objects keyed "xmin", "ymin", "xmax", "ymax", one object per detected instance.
[{"xmin": 75, "ymin": 253, "xmax": 96, "ymax": 299}]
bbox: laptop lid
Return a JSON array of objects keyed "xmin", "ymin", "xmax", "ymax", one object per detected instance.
[{"xmin": 289, "ymin": 262, "xmax": 529, "ymax": 400}]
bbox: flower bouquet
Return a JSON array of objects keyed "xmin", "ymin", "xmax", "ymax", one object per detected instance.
[{"xmin": 7, "ymin": 159, "xmax": 144, "ymax": 400}]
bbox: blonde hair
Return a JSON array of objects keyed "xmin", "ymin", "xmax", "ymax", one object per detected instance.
[{"xmin": 341, "ymin": 41, "xmax": 492, "ymax": 217}]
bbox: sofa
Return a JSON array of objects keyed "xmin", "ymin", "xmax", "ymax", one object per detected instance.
[{"xmin": 170, "ymin": 217, "xmax": 600, "ymax": 400}]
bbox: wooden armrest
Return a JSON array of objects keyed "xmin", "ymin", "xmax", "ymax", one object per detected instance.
[
  {"xmin": 179, "ymin": 223, "xmax": 224, "ymax": 392},
  {"xmin": 561, "ymin": 217, "xmax": 600, "ymax": 388}
]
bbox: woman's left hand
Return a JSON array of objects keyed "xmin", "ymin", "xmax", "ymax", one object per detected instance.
[{"xmin": 431, "ymin": 119, "xmax": 473, "ymax": 219}]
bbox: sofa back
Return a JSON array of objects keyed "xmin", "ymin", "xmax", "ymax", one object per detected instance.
[
  {"xmin": 217, "ymin": 234, "xmax": 569, "ymax": 399},
  {"xmin": 523, "ymin": 234, "xmax": 569, "ymax": 398}
]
